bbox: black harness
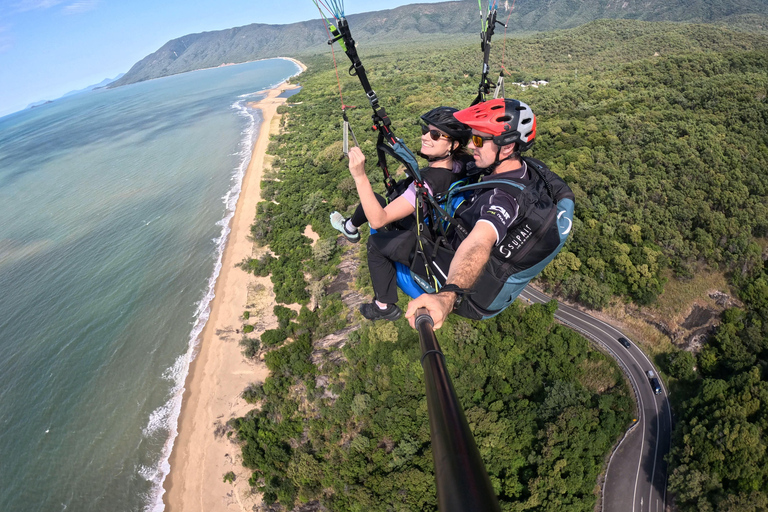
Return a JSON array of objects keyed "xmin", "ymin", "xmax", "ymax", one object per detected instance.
[{"xmin": 418, "ymin": 158, "xmax": 575, "ymax": 319}]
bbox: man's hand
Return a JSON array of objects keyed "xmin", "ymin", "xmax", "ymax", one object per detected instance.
[
  {"xmin": 405, "ymin": 222, "xmax": 497, "ymax": 329},
  {"xmin": 348, "ymin": 146, "xmax": 367, "ymax": 180},
  {"xmin": 406, "ymin": 292, "xmax": 456, "ymax": 330}
]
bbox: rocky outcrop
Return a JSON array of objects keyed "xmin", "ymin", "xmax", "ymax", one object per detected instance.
[
  {"xmin": 312, "ymin": 240, "xmax": 367, "ymax": 380},
  {"xmin": 641, "ymin": 290, "xmax": 741, "ymax": 352}
]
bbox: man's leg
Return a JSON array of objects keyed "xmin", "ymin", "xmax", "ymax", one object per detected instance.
[{"xmin": 409, "ymin": 239, "xmax": 455, "ymax": 291}]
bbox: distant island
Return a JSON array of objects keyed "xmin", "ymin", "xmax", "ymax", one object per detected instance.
[
  {"xmin": 27, "ymin": 100, "xmax": 54, "ymax": 110},
  {"xmin": 27, "ymin": 73, "xmax": 125, "ymax": 110}
]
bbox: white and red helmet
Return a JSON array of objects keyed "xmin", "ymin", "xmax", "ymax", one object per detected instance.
[{"xmin": 454, "ymin": 98, "xmax": 537, "ymax": 152}]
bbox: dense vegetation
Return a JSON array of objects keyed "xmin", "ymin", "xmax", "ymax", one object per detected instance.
[
  {"xmin": 250, "ymin": 19, "xmax": 768, "ymax": 309},
  {"xmin": 536, "ymin": 48, "xmax": 768, "ymax": 306},
  {"xmin": 235, "ymin": 301, "xmax": 632, "ymax": 510},
  {"xmin": 232, "ymin": 17, "xmax": 768, "ymax": 511},
  {"xmin": 666, "ymin": 265, "xmax": 768, "ymax": 511}
]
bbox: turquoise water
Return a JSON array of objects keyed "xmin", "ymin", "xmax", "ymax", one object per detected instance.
[{"xmin": 0, "ymin": 58, "xmax": 300, "ymax": 512}]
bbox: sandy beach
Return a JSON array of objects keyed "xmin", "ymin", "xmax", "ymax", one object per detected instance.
[{"xmin": 163, "ymin": 58, "xmax": 306, "ymax": 512}]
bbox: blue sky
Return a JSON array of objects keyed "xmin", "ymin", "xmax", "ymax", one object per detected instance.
[{"xmin": 0, "ymin": 0, "xmax": 450, "ymax": 117}]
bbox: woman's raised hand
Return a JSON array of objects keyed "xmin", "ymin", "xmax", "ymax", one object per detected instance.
[{"xmin": 347, "ymin": 146, "xmax": 367, "ymax": 180}]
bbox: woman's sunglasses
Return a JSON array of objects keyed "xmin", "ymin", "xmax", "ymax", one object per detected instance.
[
  {"xmin": 420, "ymin": 124, "xmax": 451, "ymax": 141},
  {"xmin": 471, "ymin": 134, "xmax": 495, "ymax": 148}
]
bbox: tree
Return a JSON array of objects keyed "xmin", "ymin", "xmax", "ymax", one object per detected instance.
[{"xmin": 667, "ymin": 350, "xmax": 696, "ymax": 381}]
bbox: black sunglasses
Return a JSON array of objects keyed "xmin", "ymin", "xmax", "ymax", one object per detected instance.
[
  {"xmin": 470, "ymin": 134, "xmax": 495, "ymax": 148},
  {"xmin": 420, "ymin": 124, "xmax": 451, "ymax": 141}
]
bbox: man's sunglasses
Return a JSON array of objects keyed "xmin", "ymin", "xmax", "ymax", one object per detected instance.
[
  {"xmin": 420, "ymin": 124, "xmax": 451, "ymax": 141},
  {"xmin": 471, "ymin": 134, "xmax": 495, "ymax": 148}
]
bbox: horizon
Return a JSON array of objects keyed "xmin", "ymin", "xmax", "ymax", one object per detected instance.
[{"xmin": 0, "ymin": 0, "xmax": 452, "ymax": 118}]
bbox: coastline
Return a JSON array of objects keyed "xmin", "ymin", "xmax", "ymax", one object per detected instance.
[{"xmin": 162, "ymin": 59, "xmax": 306, "ymax": 512}]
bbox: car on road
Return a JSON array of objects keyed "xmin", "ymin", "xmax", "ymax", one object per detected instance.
[
  {"xmin": 646, "ymin": 370, "xmax": 662, "ymax": 394},
  {"xmin": 618, "ymin": 337, "xmax": 631, "ymax": 348}
]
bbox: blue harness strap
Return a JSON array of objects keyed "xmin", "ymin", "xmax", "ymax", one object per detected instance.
[{"xmin": 395, "ymin": 262, "xmax": 425, "ymax": 299}]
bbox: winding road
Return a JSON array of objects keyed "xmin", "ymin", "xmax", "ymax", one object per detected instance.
[{"xmin": 519, "ymin": 287, "xmax": 672, "ymax": 512}]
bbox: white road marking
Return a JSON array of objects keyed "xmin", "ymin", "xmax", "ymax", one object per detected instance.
[{"xmin": 519, "ymin": 288, "xmax": 670, "ymax": 512}]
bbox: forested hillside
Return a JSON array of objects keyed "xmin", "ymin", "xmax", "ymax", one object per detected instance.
[
  {"xmin": 231, "ymin": 17, "xmax": 768, "ymax": 511},
  {"xmin": 666, "ymin": 268, "xmax": 768, "ymax": 510},
  {"xmin": 111, "ymin": 0, "xmax": 768, "ymax": 87},
  {"xmin": 235, "ymin": 302, "xmax": 631, "ymax": 510},
  {"xmin": 248, "ymin": 19, "xmax": 768, "ymax": 308},
  {"xmin": 532, "ymin": 49, "xmax": 768, "ymax": 306}
]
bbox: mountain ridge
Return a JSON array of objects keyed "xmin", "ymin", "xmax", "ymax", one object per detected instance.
[{"xmin": 111, "ymin": 0, "xmax": 768, "ymax": 88}]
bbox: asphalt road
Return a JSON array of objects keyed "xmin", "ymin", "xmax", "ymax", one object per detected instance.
[{"xmin": 519, "ymin": 287, "xmax": 673, "ymax": 512}]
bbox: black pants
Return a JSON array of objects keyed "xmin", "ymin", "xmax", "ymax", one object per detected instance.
[
  {"xmin": 350, "ymin": 193, "xmax": 387, "ymax": 227},
  {"xmin": 367, "ymin": 230, "xmax": 455, "ymax": 304}
]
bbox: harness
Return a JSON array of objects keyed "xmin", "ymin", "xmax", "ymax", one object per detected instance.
[
  {"xmin": 471, "ymin": 0, "xmax": 514, "ymax": 106},
  {"xmin": 314, "ymin": 4, "xmax": 472, "ymax": 296},
  {"xmin": 375, "ymin": 166, "xmax": 465, "ymax": 294},
  {"xmin": 314, "ymin": 1, "xmax": 569, "ymax": 320},
  {"xmin": 404, "ymin": 157, "xmax": 575, "ymax": 320}
]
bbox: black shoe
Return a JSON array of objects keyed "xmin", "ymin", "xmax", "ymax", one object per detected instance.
[{"xmin": 360, "ymin": 302, "xmax": 402, "ymax": 321}]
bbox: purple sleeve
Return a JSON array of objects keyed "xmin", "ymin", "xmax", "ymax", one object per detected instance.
[
  {"xmin": 477, "ymin": 189, "xmax": 519, "ymax": 244},
  {"xmin": 401, "ymin": 181, "xmax": 433, "ymax": 209}
]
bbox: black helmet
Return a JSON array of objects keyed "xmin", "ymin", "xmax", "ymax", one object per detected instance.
[{"xmin": 420, "ymin": 107, "xmax": 472, "ymax": 144}]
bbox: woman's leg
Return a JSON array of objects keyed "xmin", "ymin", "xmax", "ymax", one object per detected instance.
[
  {"xmin": 349, "ymin": 193, "xmax": 387, "ymax": 228},
  {"xmin": 330, "ymin": 193, "xmax": 387, "ymax": 242},
  {"xmin": 366, "ymin": 229, "xmax": 418, "ymax": 305}
]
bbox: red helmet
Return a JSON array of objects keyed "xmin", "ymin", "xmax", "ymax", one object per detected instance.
[{"xmin": 454, "ymin": 98, "xmax": 536, "ymax": 152}]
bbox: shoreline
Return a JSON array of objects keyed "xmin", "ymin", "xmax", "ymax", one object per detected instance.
[
  {"xmin": 162, "ymin": 59, "xmax": 306, "ymax": 512},
  {"xmin": 106, "ymin": 55, "xmax": 307, "ymax": 90}
]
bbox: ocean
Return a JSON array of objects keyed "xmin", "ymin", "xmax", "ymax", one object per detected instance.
[{"xmin": 0, "ymin": 58, "xmax": 301, "ymax": 512}]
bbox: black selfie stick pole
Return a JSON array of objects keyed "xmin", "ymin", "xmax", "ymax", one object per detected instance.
[{"xmin": 414, "ymin": 308, "xmax": 501, "ymax": 512}]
